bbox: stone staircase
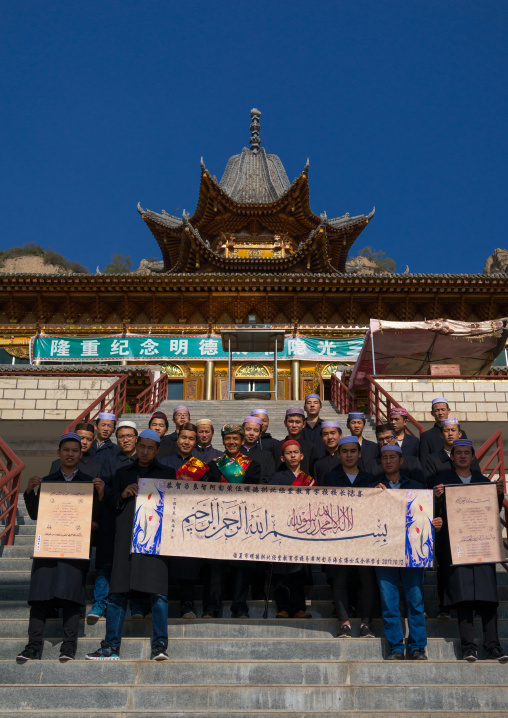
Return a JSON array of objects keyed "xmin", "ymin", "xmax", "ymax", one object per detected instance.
[
  {"xmin": 121, "ymin": 400, "xmax": 378, "ymax": 442},
  {"xmin": 0, "ymin": 502, "xmax": 507, "ymax": 716}
]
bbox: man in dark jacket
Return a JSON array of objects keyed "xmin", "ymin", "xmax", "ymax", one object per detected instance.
[
  {"xmin": 323, "ymin": 436, "xmax": 378, "ymax": 638},
  {"xmin": 373, "ymin": 445, "xmax": 441, "ymax": 661},
  {"xmin": 347, "ymin": 412, "xmax": 379, "ymax": 470},
  {"xmin": 16, "ymin": 432, "xmax": 104, "ymax": 663},
  {"xmin": 425, "ymin": 418, "xmax": 480, "ymax": 487},
  {"xmin": 249, "ymin": 409, "xmax": 278, "ymax": 452},
  {"xmin": 90, "ymin": 412, "xmax": 121, "ymax": 461},
  {"xmin": 367, "ymin": 424, "xmax": 425, "ymax": 486},
  {"xmin": 314, "ymin": 420, "xmax": 342, "ymax": 485},
  {"xmin": 272, "ymin": 408, "xmax": 317, "ymax": 477},
  {"xmin": 49, "ymin": 422, "xmax": 102, "ymax": 478},
  {"xmin": 434, "ymin": 439, "xmax": 507, "ymax": 662},
  {"xmin": 241, "ymin": 415, "xmax": 275, "ymax": 483},
  {"xmin": 203, "ymin": 424, "xmax": 261, "ymax": 618},
  {"xmin": 162, "ymin": 405, "xmax": 191, "ymax": 454},
  {"xmin": 148, "ymin": 410, "xmax": 174, "ymax": 459},
  {"xmin": 192, "ymin": 419, "xmax": 223, "ymax": 463},
  {"xmin": 389, "ymin": 407, "xmax": 419, "ymax": 457},
  {"xmin": 86, "ymin": 429, "xmax": 176, "ymax": 661},
  {"xmin": 419, "ymin": 397, "xmax": 468, "ymax": 467},
  {"xmin": 301, "ymin": 393, "xmax": 326, "ymax": 459}
]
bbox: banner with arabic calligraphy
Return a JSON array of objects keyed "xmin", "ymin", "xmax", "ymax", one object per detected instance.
[
  {"xmin": 131, "ymin": 480, "xmax": 434, "ymax": 568},
  {"xmin": 30, "ymin": 334, "xmax": 364, "ymax": 363}
]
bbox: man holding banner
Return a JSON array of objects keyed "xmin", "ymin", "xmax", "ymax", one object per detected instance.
[{"xmin": 16, "ymin": 433, "xmax": 104, "ymax": 664}]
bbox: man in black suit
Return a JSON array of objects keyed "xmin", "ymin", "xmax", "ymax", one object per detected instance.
[
  {"xmin": 367, "ymin": 424, "xmax": 425, "ymax": 486},
  {"xmin": 241, "ymin": 415, "xmax": 275, "ymax": 483},
  {"xmin": 347, "ymin": 412, "xmax": 378, "ymax": 470},
  {"xmin": 271, "ymin": 408, "xmax": 317, "ymax": 477},
  {"xmin": 389, "ymin": 407, "xmax": 419, "ymax": 457},
  {"xmin": 419, "ymin": 397, "xmax": 468, "ymax": 467}
]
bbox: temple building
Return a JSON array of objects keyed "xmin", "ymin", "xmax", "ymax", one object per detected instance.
[{"xmin": 1, "ymin": 109, "xmax": 508, "ymax": 401}]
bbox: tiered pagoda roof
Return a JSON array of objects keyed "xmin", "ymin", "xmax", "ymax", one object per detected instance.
[{"xmin": 139, "ymin": 109, "xmax": 374, "ymax": 274}]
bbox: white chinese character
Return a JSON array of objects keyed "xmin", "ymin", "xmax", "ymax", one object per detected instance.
[
  {"xmin": 50, "ymin": 339, "xmax": 70, "ymax": 357},
  {"xmin": 81, "ymin": 340, "xmax": 100, "ymax": 357},
  {"xmin": 318, "ymin": 340, "xmax": 337, "ymax": 357},
  {"xmin": 287, "ymin": 338, "xmax": 308, "ymax": 357},
  {"xmin": 110, "ymin": 339, "xmax": 129, "ymax": 356},
  {"xmin": 140, "ymin": 338, "xmax": 159, "ymax": 356},
  {"xmin": 170, "ymin": 339, "xmax": 188, "ymax": 356},
  {"xmin": 199, "ymin": 338, "xmax": 219, "ymax": 356}
]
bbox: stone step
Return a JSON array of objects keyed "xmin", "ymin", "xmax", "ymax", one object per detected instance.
[
  {"xmin": 0, "ymin": 713, "xmax": 505, "ymax": 718},
  {"xmin": 0, "ymin": 679, "xmax": 506, "ymax": 713},
  {"xmin": 2, "ymin": 616, "xmax": 508, "ymax": 640}
]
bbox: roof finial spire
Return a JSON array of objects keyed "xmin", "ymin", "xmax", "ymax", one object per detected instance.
[{"xmin": 249, "ymin": 108, "xmax": 261, "ymax": 154}]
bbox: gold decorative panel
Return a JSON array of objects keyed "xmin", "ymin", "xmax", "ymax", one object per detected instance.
[
  {"xmin": 185, "ymin": 379, "xmax": 198, "ymax": 400},
  {"xmin": 321, "ymin": 363, "xmax": 340, "ymax": 378},
  {"xmin": 161, "ymin": 363, "xmax": 184, "ymax": 377},
  {"xmin": 235, "ymin": 364, "xmax": 270, "ymax": 378}
]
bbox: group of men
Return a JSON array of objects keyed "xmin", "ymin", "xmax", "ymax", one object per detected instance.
[{"xmin": 16, "ymin": 394, "xmax": 507, "ymax": 664}]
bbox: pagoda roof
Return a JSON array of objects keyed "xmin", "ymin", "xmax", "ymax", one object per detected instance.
[{"xmin": 138, "ymin": 108, "xmax": 374, "ymax": 273}]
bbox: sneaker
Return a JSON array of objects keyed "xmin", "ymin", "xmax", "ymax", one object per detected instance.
[
  {"xmin": 337, "ymin": 624, "xmax": 352, "ymax": 638},
  {"xmin": 437, "ymin": 610, "xmax": 451, "ymax": 619},
  {"xmin": 463, "ymin": 648, "xmax": 477, "ymax": 662},
  {"xmin": 202, "ymin": 611, "xmax": 219, "ymax": 619},
  {"xmin": 180, "ymin": 602, "xmax": 196, "ymax": 620},
  {"xmin": 359, "ymin": 624, "xmax": 375, "ymax": 638},
  {"xmin": 484, "ymin": 647, "xmax": 508, "ymax": 663},
  {"xmin": 410, "ymin": 649, "xmax": 428, "ymax": 660},
  {"xmin": 59, "ymin": 651, "xmax": 75, "ymax": 662},
  {"xmin": 276, "ymin": 610, "xmax": 290, "ymax": 619},
  {"xmin": 130, "ymin": 611, "xmax": 145, "ymax": 619},
  {"xmin": 386, "ymin": 651, "xmax": 405, "ymax": 661},
  {"xmin": 151, "ymin": 642, "xmax": 169, "ymax": 661},
  {"xmin": 293, "ymin": 610, "xmax": 312, "ymax": 619},
  {"xmin": 16, "ymin": 647, "xmax": 41, "ymax": 663},
  {"xmin": 85, "ymin": 641, "xmax": 120, "ymax": 661},
  {"xmin": 87, "ymin": 604, "xmax": 106, "ymax": 623}
]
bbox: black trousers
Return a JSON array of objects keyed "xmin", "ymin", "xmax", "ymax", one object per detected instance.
[
  {"xmin": 456, "ymin": 600, "xmax": 500, "ymax": 652},
  {"xmin": 435, "ymin": 552, "xmax": 446, "ymax": 610},
  {"xmin": 273, "ymin": 569, "xmax": 306, "ymax": 615},
  {"xmin": 203, "ymin": 560, "xmax": 251, "ymax": 615},
  {"xmin": 331, "ymin": 566, "xmax": 377, "ymax": 623},
  {"xmin": 27, "ymin": 599, "xmax": 81, "ymax": 655}
]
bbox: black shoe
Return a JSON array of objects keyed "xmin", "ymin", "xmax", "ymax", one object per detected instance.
[
  {"xmin": 410, "ymin": 649, "xmax": 428, "ymax": 660},
  {"xmin": 359, "ymin": 624, "xmax": 375, "ymax": 638},
  {"xmin": 231, "ymin": 611, "xmax": 249, "ymax": 619},
  {"xmin": 484, "ymin": 647, "xmax": 508, "ymax": 662},
  {"xmin": 337, "ymin": 624, "xmax": 352, "ymax": 638},
  {"xmin": 202, "ymin": 610, "xmax": 220, "ymax": 618},
  {"xmin": 463, "ymin": 648, "xmax": 477, "ymax": 662},
  {"xmin": 180, "ymin": 601, "xmax": 196, "ymax": 619},
  {"xmin": 16, "ymin": 647, "xmax": 41, "ymax": 663},
  {"xmin": 150, "ymin": 641, "xmax": 169, "ymax": 661},
  {"xmin": 85, "ymin": 641, "xmax": 120, "ymax": 661},
  {"xmin": 386, "ymin": 652, "xmax": 405, "ymax": 661},
  {"xmin": 59, "ymin": 651, "xmax": 75, "ymax": 662}
]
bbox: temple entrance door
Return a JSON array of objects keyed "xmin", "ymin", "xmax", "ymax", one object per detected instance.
[
  {"xmin": 235, "ymin": 380, "xmax": 271, "ymax": 393},
  {"xmin": 166, "ymin": 380, "xmax": 184, "ymax": 400}
]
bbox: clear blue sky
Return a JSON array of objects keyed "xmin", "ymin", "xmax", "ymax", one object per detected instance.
[{"xmin": 1, "ymin": 1, "xmax": 507, "ymax": 274}]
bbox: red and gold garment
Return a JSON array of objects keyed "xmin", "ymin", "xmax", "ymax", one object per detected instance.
[
  {"xmin": 176, "ymin": 456, "xmax": 209, "ymax": 482},
  {"xmin": 292, "ymin": 472, "xmax": 315, "ymax": 487},
  {"xmin": 216, "ymin": 453, "xmax": 252, "ymax": 483}
]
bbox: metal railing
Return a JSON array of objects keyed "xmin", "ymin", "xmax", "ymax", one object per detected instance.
[
  {"xmin": 330, "ymin": 373, "xmax": 357, "ymax": 413},
  {"xmin": 366, "ymin": 375, "xmax": 426, "ymax": 436},
  {"xmin": 0, "ymin": 438, "xmax": 25, "ymax": 546},
  {"xmin": 64, "ymin": 375, "xmax": 128, "ymax": 432},
  {"xmin": 135, "ymin": 373, "xmax": 169, "ymax": 414},
  {"xmin": 476, "ymin": 429, "xmax": 508, "ymax": 572}
]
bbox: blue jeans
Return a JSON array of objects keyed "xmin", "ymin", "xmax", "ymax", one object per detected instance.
[
  {"xmin": 105, "ymin": 593, "xmax": 168, "ymax": 650},
  {"xmin": 92, "ymin": 568, "xmax": 145, "ymax": 616},
  {"xmin": 375, "ymin": 567, "xmax": 427, "ymax": 654}
]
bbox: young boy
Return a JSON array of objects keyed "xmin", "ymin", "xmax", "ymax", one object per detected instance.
[
  {"xmin": 269, "ymin": 440, "xmax": 314, "ymax": 619},
  {"xmin": 374, "ymin": 445, "xmax": 441, "ymax": 660},
  {"xmin": 16, "ymin": 433, "xmax": 104, "ymax": 663},
  {"xmin": 434, "ymin": 439, "xmax": 507, "ymax": 662},
  {"xmin": 323, "ymin": 436, "xmax": 378, "ymax": 638},
  {"xmin": 86, "ymin": 429, "xmax": 176, "ymax": 661}
]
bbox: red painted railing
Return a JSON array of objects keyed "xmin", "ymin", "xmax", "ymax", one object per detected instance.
[
  {"xmin": 330, "ymin": 374, "xmax": 357, "ymax": 413},
  {"xmin": 0, "ymin": 439, "xmax": 25, "ymax": 546},
  {"xmin": 65, "ymin": 375, "xmax": 128, "ymax": 432},
  {"xmin": 135, "ymin": 373, "xmax": 169, "ymax": 414},
  {"xmin": 366, "ymin": 375, "xmax": 425, "ymax": 436},
  {"xmin": 476, "ymin": 429, "xmax": 508, "ymax": 572}
]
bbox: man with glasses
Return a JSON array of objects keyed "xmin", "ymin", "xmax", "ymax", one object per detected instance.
[
  {"xmin": 366, "ymin": 424, "xmax": 425, "ymax": 486},
  {"xmin": 164, "ymin": 406, "xmax": 191, "ymax": 454}
]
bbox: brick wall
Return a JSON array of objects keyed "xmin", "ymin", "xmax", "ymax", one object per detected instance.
[
  {"xmin": 0, "ymin": 377, "xmax": 118, "ymax": 420},
  {"xmin": 377, "ymin": 379, "xmax": 508, "ymax": 422}
]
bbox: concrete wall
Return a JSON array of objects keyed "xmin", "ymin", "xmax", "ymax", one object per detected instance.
[
  {"xmin": 0, "ymin": 376, "xmax": 118, "ymax": 421},
  {"xmin": 377, "ymin": 378, "xmax": 508, "ymax": 422}
]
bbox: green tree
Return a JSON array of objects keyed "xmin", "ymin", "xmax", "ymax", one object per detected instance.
[
  {"xmin": 357, "ymin": 246, "xmax": 396, "ymax": 272},
  {"xmin": 103, "ymin": 254, "xmax": 132, "ymax": 274}
]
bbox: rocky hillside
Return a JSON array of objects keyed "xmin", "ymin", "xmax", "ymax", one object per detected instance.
[{"xmin": 484, "ymin": 248, "xmax": 508, "ymax": 274}]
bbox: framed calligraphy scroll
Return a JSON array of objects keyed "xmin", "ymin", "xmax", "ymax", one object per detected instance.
[
  {"xmin": 445, "ymin": 483, "xmax": 506, "ymax": 565},
  {"xmin": 132, "ymin": 480, "xmax": 434, "ymax": 568},
  {"xmin": 34, "ymin": 482, "xmax": 94, "ymax": 560}
]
